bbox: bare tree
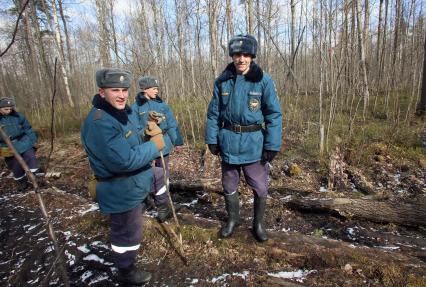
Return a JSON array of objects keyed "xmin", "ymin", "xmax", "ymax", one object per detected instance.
[
  {"xmin": 95, "ymin": 0, "xmax": 110, "ymax": 67},
  {"xmin": 416, "ymin": 33, "xmax": 426, "ymax": 116}
]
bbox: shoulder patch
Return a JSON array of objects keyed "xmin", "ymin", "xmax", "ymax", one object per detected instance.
[{"xmin": 94, "ymin": 109, "xmax": 103, "ymax": 121}]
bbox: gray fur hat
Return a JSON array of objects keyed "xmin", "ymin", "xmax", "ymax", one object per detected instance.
[
  {"xmin": 96, "ymin": 68, "xmax": 132, "ymax": 88},
  {"xmin": 228, "ymin": 34, "xmax": 257, "ymax": 58},
  {"xmin": 138, "ymin": 76, "xmax": 160, "ymax": 90},
  {"xmin": 0, "ymin": 97, "xmax": 15, "ymax": 108}
]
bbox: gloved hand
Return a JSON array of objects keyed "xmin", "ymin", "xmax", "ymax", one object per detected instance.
[
  {"xmin": 145, "ymin": 121, "xmax": 165, "ymax": 150},
  {"xmin": 148, "ymin": 111, "xmax": 166, "ymax": 124},
  {"xmin": 262, "ymin": 150, "xmax": 278, "ymax": 163},
  {"xmin": 208, "ymin": 144, "xmax": 220, "ymax": 155}
]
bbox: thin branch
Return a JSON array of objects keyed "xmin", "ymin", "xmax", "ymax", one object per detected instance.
[
  {"xmin": 0, "ymin": 0, "xmax": 31, "ymax": 58},
  {"xmin": 44, "ymin": 58, "xmax": 58, "ymax": 175}
]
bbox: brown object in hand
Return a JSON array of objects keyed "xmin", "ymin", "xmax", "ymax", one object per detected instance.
[
  {"xmin": 150, "ymin": 134, "xmax": 165, "ymax": 151},
  {"xmin": 145, "ymin": 121, "xmax": 162, "ymax": 137}
]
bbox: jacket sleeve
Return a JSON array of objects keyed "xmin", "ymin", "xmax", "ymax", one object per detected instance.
[
  {"xmin": 90, "ymin": 119, "xmax": 159, "ymax": 174},
  {"xmin": 20, "ymin": 113, "xmax": 37, "ymax": 146},
  {"xmin": 261, "ymin": 76, "xmax": 282, "ymax": 151},
  {"xmin": 164, "ymin": 105, "xmax": 183, "ymax": 146},
  {"xmin": 205, "ymin": 81, "xmax": 221, "ymax": 144}
]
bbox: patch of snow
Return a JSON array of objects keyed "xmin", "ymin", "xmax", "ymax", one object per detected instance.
[
  {"xmin": 91, "ymin": 241, "xmax": 109, "ymax": 249},
  {"xmin": 268, "ymin": 269, "xmax": 316, "ymax": 282},
  {"xmin": 79, "ymin": 204, "xmax": 99, "ymax": 215},
  {"xmin": 88, "ymin": 273, "xmax": 109, "ymax": 284},
  {"xmin": 187, "ymin": 278, "xmax": 199, "ymax": 284},
  {"xmin": 180, "ymin": 199, "xmax": 198, "ymax": 207},
  {"xmin": 81, "ymin": 270, "xmax": 93, "ymax": 282},
  {"xmin": 45, "ymin": 245, "xmax": 54, "ymax": 253},
  {"xmin": 394, "ymin": 172, "xmax": 401, "ymax": 183},
  {"xmin": 319, "ymin": 186, "xmax": 327, "ymax": 192},
  {"xmin": 83, "ymin": 254, "xmax": 105, "ymax": 264},
  {"xmin": 27, "ymin": 277, "xmax": 39, "ymax": 284},
  {"xmin": 61, "ymin": 231, "xmax": 73, "ymax": 241},
  {"xmin": 65, "ymin": 250, "xmax": 75, "ymax": 266},
  {"xmin": 281, "ymin": 227, "xmax": 291, "ymax": 232},
  {"xmin": 281, "ymin": 195, "xmax": 292, "ymax": 202},
  {"xmin": 78, "ymin": 244, "xmax": 91, "ymax": 253},
  {"xmin": 208, "ymin": 271, "xmax": 250, "ymax": 284},
  {"xmin": 67, "ymin": 241, "xmax": 76, "ymax": 247},
  {"xmin": 376, "ymin": 245, "xmax": 400, "ymax": 250}
]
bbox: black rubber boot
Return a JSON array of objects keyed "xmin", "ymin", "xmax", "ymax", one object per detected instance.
[
  {"xmin": 16, "ymin": 177, "xmax": 30, "ymax": 192},
  {"xmin": 157, "ymin": 201, "xmax": 172, "ymax": 223},
  {"xmin": 253, "ymin": 196, "xmax": 268, "ymax": 242},
  {"xmin": 117, "ymin": 264, "xmax": 152, "ymax": 285},
  {"xmin": 220, "ymin": 192, "xmax": 240, "ymax": 238}
]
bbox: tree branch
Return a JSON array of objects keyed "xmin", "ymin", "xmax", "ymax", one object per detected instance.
[{"xmin": 0, "ymin": 0, "xmax": 31, "ymax": 58}]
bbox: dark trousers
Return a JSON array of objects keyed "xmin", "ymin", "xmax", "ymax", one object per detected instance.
[
  {"xmin": 154, "ymin": 154, "xmax": 169, "ymax": 178},
  {"xmin": 221, "ymin": 161, "xmax": 269, "ymax": 198},
  {"xmin": 151, "ymin": 166, "xmax": 167, "ymax": 205},
  {"xmin": 110, "ymin": 203, "xmax": 144, "ymax": 269},
  {"xmin": 5, "ymin": 148, "xmax": 39, "ymax": 180}
]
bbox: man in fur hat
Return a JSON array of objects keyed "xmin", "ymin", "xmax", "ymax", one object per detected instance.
[{"xmin": 205, "ymin": 35, "xmax": 282, "ymax": 242}]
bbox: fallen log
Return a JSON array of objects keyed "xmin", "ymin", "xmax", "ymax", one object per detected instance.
[{"xmin": 286, "ymin": 197, "xmax": 426, "ymax": 227}]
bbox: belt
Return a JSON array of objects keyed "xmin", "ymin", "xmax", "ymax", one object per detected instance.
[
  {"xmin": 11, "ymin": 133, "xmax": 25, "ymax": 141},
  {"xmin": 222, "ymin": 123, "xmax": 263, "ymax": 133},
  {"xmin": 95, "ymin": 166, "xmax": 149, "ymax": 182}
]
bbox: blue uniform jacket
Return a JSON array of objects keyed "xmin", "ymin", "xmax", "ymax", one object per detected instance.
[
  {"xmin": 131, "ymin": 93, "xmax": 183, "ymax": 156},
  {"xmin": 81, "ymin": 95, "xmax": 160, "ymax": 214},
  {"xmin": 0, "ymin": 111, "xmax": 37, "ymax": 154},
  {"xmin": 205, "ymin": 62, "xmax": 282, "ymax": 164}
]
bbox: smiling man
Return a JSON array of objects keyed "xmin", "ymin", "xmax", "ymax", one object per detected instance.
[
  {"xmin": 81, "ymin": 68, "xmax": 165, "ymax": 285},
  {"xmin": 205, "ymin": 35, "xmax": 282, "ymax": 242}
]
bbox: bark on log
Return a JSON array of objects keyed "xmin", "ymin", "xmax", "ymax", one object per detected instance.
[{"xmin": 286, "ymin": 197, "xmax": 426, "ymax": 227}]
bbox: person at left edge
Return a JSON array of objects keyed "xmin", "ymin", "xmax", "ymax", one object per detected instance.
[
  {"xmin": 0, "ymin": 97, "xmax": 43, "ymax": 191},
  {"xmin": 80, "ymin": 68, "xmax": 165, "ymax": 285}
]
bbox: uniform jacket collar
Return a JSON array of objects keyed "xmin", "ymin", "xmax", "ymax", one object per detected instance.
[
  {"xmin": 135, "ymin": 92, "xmax": 163, "ymax": 106},
  {"xmin": 0, "ymin": 110, "xmax": 18, "ymax": 119},
  {"xmin": 217, "ymin": 62, "xmax": 263, "ymax": 84},
  {"xmin": 92, "ymin": 94, "xmax": 131, "ymax": 124}
]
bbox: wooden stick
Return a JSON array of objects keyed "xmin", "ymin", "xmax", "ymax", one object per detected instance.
[{"xmin": 159, "ymin": 151, "xmax": 187, "ymax": 264}]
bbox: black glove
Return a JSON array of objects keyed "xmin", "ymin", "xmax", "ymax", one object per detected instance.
[
  {"xmin": 262, "ymin": 150, "xmax": 278, "ymax": 163},
  {"xmin": 208, "ymin": 144, "xmax": 220, "ymax": 155}
]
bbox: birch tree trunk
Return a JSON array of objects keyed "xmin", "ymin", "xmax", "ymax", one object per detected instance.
[
  {"xmin": 355, "ymin": 0, "xmax": 370, "ymax": 119},
  {"xmin": 207, "ymin": 0, "xmax": 219, "ymax": 77},
  {"xmin": 416, "ymin": 33, "xmax": 426, "ymax": 116},
  {"xmin": 95, "ymin": 0, "xmax": 110, "ymax": 67},
  {"xmin": 51, "ymin": 0, "xmax": 74, "ymax": 107},
  {"xmin": 58, "ymin": 0, "xmax": 73, "ymax": 73}
]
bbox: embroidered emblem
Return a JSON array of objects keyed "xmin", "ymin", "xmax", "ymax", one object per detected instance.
[
  {"xmin": 119, "ymin": 75, "xmax": 124, "ymax": 82},
  {"xmin": 249, "ymin": 98, "xmax": 260, "ymax": 111},
  {"xmin": 125, "ymin": 130, "xmax": 132, "ymax": 138}
]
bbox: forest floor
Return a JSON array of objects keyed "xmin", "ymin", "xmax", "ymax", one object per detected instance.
[{"xmin": 0, "ymin": 132, "xmax": 425, "ymax": 287}]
